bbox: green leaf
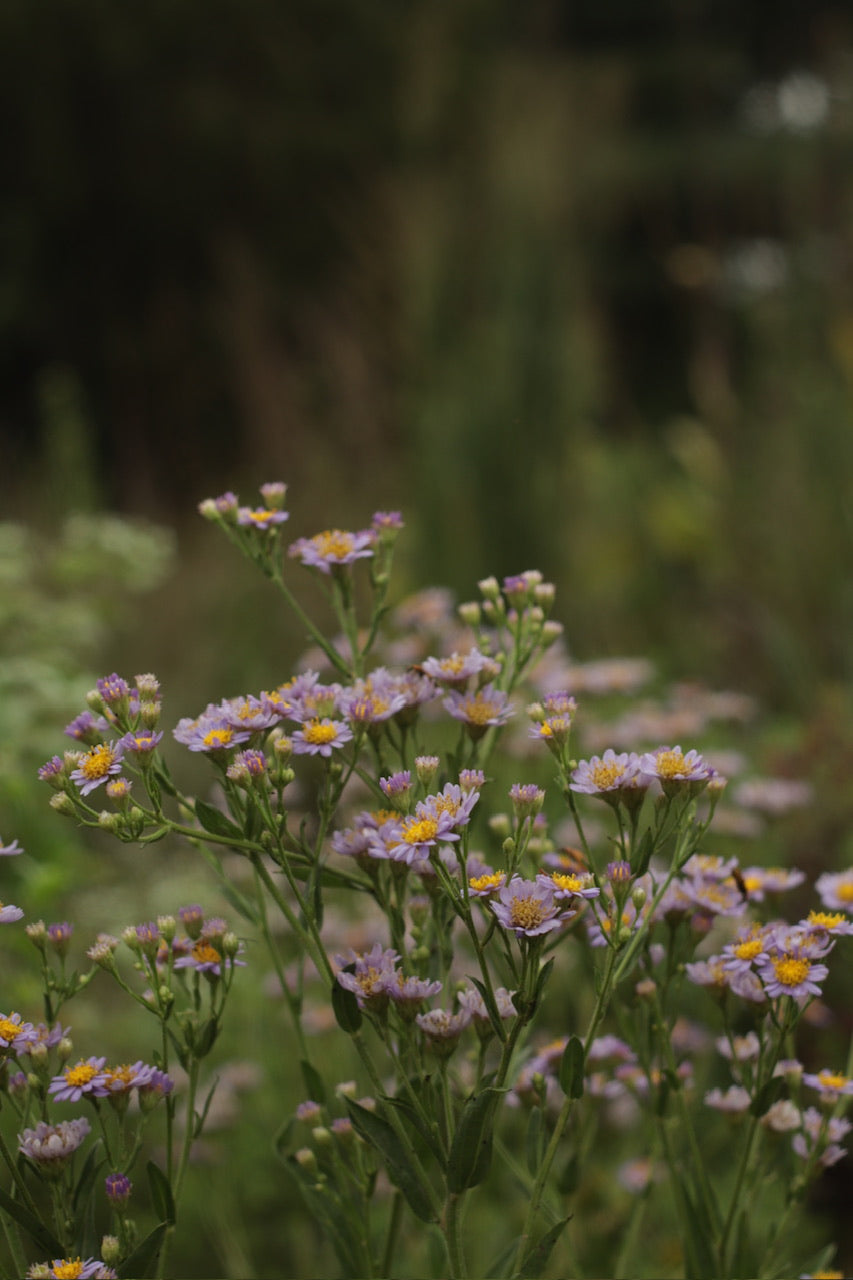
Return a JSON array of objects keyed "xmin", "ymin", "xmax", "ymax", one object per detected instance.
[
  {"xmin": 273, "ymin": 1116, "xmax": 295, "ymax": 1161},
  {"xmin": 558, "ymin": 1035, "xmax": 585, "ymax": 1099},
  {"xmin": 72, "ymin": 1138, "xmax": 105, "ymax": 1216},
  {"xmin": 557, "ymin": 1151, "xmax": 581, "ymax": 1195},
  {"xmin": 383, "ymin": 1089, "xmax": 447, "ymax": 1167},
  {"xmin": 117, "ymin": 1222, "xmax": 169, "ymax": 1279},
  {"xmin": 632, "ymin": 828, "xmax": 655, "ymax": 876},
  {"xmin": 0, "ymin": 1183, "xmax": 64, "ymax": 1258},
  {"xmin": 531, "ymin": 956, "xmax": 555, "ymax": 1013},
  {"xmin": 750, "ymin": 1074, "xmax": 785, "ymax": 1118},
  {"xmin": 446, "ymin": 1086, "xmax": 505, "ymax": 1193},
  {"xmin": 331, "ymin": 976, "xmax": 363, "ymax": 1034},
  {"xmin": 194, "ymin": 798, "xmax": 243, "ymax": 841},
  {"xmin": 195, "ymin": 1016, "xmax": 220, "ymax": 1059},
  {"xmin": 516, "ymin": 1216, "xmax": 571, "ymax": 1278},
  {"xmin": 146, "ymin": 1160, "xmax": 176, "ymax": 1226},
  {"xmin": 486, "ymin": 1236, "xmax": 522, "ymax": 1279},
  {"xmin": 300, "ymin": 1058, "xmax": 327, "ymax": 1105},
  {"xmin": 344, "ymin": 1098, "xmax": 437, "ymax": 1222}
]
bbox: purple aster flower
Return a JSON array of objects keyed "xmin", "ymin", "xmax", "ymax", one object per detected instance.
[
  {"xmin": 545, "ymin": 871, "xmax": 600, "ymax": 901},
  {"xmin": 291, "ymin": 718, "xmax": 354, "ymax": 757},
  {"xmin": 18, "ymin": 1117, "xmax": 91, "ymax": 1167},
  {"xmin": 421, "ymin": 648, "xmax": 499, "ymax": 686},
  {"xmin": 49, "ymin": 1058, "xmax": 109, "ymax": 1102},
  {"xmin": 0, "ymin": 1013, "xmax": 37, "ymax": 1051},
  {"xmin": 681, "ymin": 876, "xmax": 748, "ymax": 919},
  {"xmin": 137, "ymin": 1069, "xmax": 175, "ymax": 1107},
  {"xmin": 757, "ymin": 946, "xmax": 829, "ymax": 1001},
  {"xmin": 97, "ymin": 674, "xmax": 130, "ymax": 707},
  {"xmin": 385, "ymin": 972, "xmax": 443, "ymax": 1020},
  {"xmin": 173, "ymin": 938, "xmax": 244, "ymax": 976},
  {"xmin": 815, "ymin": 870, "xmax": 853, "ymax": 913},
  {"xmin": 220, "ymin": 695, "xmax": 281, "ymax": 733},
  {"xmin": 0, "ymin": 901, "xmax": 24, "ymax": 923},
  {"xmin": 101, "ymin": 1062, "xmax": 154, "ymax": 1096},
  {"xmin": 459, "ymin": 768, "xmax": 485, "ymax": 790},
  {"xmin": 738, "ymin": 865, "xmax": 806, "ymax": 900},
  {"xmin": 17, "ymin": 1022, "xmax": 69, "ymax": 1057},
  {"xmin": 468, "ymin": 869, "xmax": 507, "ymax": 898},
  {"xmin": 802, "ymin": 1069, "xmax": 853, "ymax": 1102},
  {"xmin": 379, "ymin": 771, "xmax": 412, "ymax": 800},
  {"xmin": 384, "ymin": 806, "xmax": 461, "ymax": 865},
  {"xmin": 371, "ymin": 510, "xmax": 404, "ymax": 532},
  {"xmin": 236, "ymin": 505, "xmax": 290, "ymax": 530},
  {"xmin": 0, "ymin": 837, "xmax": 23, "ymax": 857},
  {"xmin": 415, "ymin": 1007, "xmax": 472, "ymax": 1055},
  {"xmin": 792, "ymin": 1106, "xmax": 852, "ymax": 1167},
  {"xmin": 118, "ymin": 728, "xmax": 163, "ymax": 756},
  {"xmin": 335, "ymin": 945, "xmax": 400, "ymax": 1011},
  {"xmin": 45, "ymin": 1258, "xmax": 113, "ymax": 1278},
  {"xmin": 716, "ymin": 1032, "xmax": 761, "ymax": 1063},
  {"xmin": 491, "ymin": 876, "xmax": 570, "ymax": 938},
  {"xmin": 570, "ymin": 750, "xmax": 646, "ymax": 798},
  {"xmin": 801, "ymin": 908, "xmax": 853, "ymax": 938},
  {"xmin": 443, "ymin": 683, "xmax": 514, "ymax": 740},
  {"xmin": 65, "ymin": 710, "xmax": 111, "ymax": 743},
  {"xmin": 637, "ymin": 745, "xmax": 715, "ymax": 795},
  {"xmin": 457, "ymin": 985, "xmax": 516, "ymax": 1027},
  {"xmin": 721, "ymin": 923, "xmax": 770, "ymax": 977},
  {"xmin": 342, "ymin": 686, "xmax": 408, "ymax": 726},
  {"xmin": 259, "ymin": 481, "xmax": 288, "ymax": 508},
  {"xmin": 38, "ymin": 755, "xmax": 66, "ymax": 785},
  {"xmin": 70, "ymin": 741, "xmax": 124, "ymax": 796},
  {"xmin": 105, "ymin": 777, "xmax": 132, "ymax": 803},
  {"xmin": 47, "ymin": 922, "xmax": 73, "ymax": 956},
  {"xmin": 704, "ymin": 1086, "xmax": 751, "ymax": 1113},
  {"xmin": 288, "ymin": 528, "xmax": 375, "ymax": 573},
  {"xmin": 420, "ymin": 783, "xmax": 479, "ymax": 828},
  {"xmin": 509, "ymin": 783, "xmax": 545, "ymax": 820},
  {"xmin": 104, "ymin": 1172, "xmax": 132, "ymax": 1206},
  {"xmin": 173, "ymin": 713, "xmax": 252, "ymax": 753}
]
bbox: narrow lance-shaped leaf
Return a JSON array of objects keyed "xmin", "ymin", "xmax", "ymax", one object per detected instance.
[
  {"xmin": 447, "ymin": 1087, "xmax": 505, "ymax": 1193},
  {"xmin": 344, "ymin": 1098, "xmax": 437, "ymax": 1222},
  {"xmin": 558, "ymin": 1036, "xmax": 585, "ymax": 1099}
]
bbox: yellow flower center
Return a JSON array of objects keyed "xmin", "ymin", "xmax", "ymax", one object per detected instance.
[
  {"xmin": 192, "ymin": 941, "xmax": 222, "ymax": 965},
  {"xmin": 52, "ymin": 1261, "xmax": 85, "ymax": 1279},
  {"xmin": 469, "ymin": 873, "xmax": 505, "ymax": 893},
  {"xmin": 442, "ymin": 656, "xmax": 466, "ymax": 674},
  {"xmin": 65, "ymin": 1062, "xmax": 99, "ymax": 1086},
  {"xmin": 202, "ymin": 727, "xmax": 234, "ymax": 749},
  {"xmin": 402, "ymin": 817, "xmax": 439, "ymax": 845},
  {"xmin": 741, "ymin": 875, "xmax": 762, "ymax": 893},
  {"xmin": 772, "ymin": 955, "xmax": 810, "ymax": 987},
  {"xmin": 105, "ymin": 1064, "xmax": 136, "ymax": 1088},
  {"xmin": 303, "ymin": 722, "xmax": 338, "ymax": 746},
  {"xmin": 509, "ymin": 897, "xmax": 545, "ymax": 930},
  {"xmin": 461, "ymin": 696, "xmax": 501, "ymax": 726},
  {"xmin": 552, "ymin": 873, "xmax": 584, "ymax": 892},
  {"xmin": 734, "ymin": 938, "xmax": 763, "ymax": 962},
  {"xmin": 357, "ymin": 966, "xmax": 382, "ymax": 995},
  {"xmin": 817, "ymin": 1070, "xmax": 848, "ymax": 1089},
  {"xmin": 808, "ymin": 910, "xmax": 846, "ymax": 929},
  {"xmin": 314, "ymin": 530, "xmax": 356, "ymax": 558},
  {"xmin": 836, "ymin": 884, "xmax": 853, "ymax": 903},
  {"xmin": 591, "ymin": 762, "xmax": 625, "ymax": 789},
  {"xmin": 81, "ymin": 743, "xmax": 115, "ymax": 780},
  {"xmin": 0, "ymin": 1017, "xmax": 23, "ymax": 1042},
  {"xmin": 655, "ymin": 750, "xmax": 688, "ymax": 778}
]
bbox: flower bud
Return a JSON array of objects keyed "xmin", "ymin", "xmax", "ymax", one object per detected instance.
[
  {"xmin": 457, "ymin": 601, "xmax": 481, "ymax": 627},
  {"xmin": 49, "ymin": 792, "xmax": 76, "ymax": 817},
  {"xmin": 101, "ymin": 1234, "xmax": 122, "ymax": 1266}
]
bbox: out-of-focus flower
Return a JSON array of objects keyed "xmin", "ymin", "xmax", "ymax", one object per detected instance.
[
  {"xmin": 19, "ymin": 1118, "xmax": 91, "ymax": 1166},
  {"xmin": 288, "ymin": 528, "xmax": 375, "ymax": 572}
]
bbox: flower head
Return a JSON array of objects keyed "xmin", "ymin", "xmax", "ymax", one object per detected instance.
[
  {"xmin": 70, "ymin": 742, "xmax": 124, "ymax": 796},
  {"xmin": 288, "ymin": 528, "xmax": 375, "ymax": 573},
  {"xmin": 291, "ymin": 719, "xmax": 354, "ymax": 757},
  {"xmin": 19, "ymin": 1118, "xmax": 91, "ymax": 1166},
  {"xmin": 49, "ymin": 1058, "xmax": 109, "ymax": 1103},
  {"xmin": 443, "ymin": 683, "xmax": 513, "ymax": 739},
  {"xmin": 491, "ymin": 876, "xmax": 570, "ymax": 938}
]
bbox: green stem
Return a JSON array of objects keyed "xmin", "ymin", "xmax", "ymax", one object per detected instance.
[{"xmin": 444, "ymin": 1191, "xmax": 468, "ymax": 1280}]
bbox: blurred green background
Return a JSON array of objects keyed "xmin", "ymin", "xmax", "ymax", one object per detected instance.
[{"xmin": 3, "ymin": 1, "xmax": 853, "ymax": 1274}]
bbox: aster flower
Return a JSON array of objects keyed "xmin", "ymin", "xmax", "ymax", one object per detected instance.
[
  {"xmin": 443, "ymin": 683, "xmax": 514, "ymax": 739},
  {"xmin": 46, "ymin": 1257, "xmax": 114, "ymax": 1278},
  {"xmin": 815, "ymin": 869, "xmax": 853, "ymax": 913},
  {"xmin": 704, "ymin": 1086, "xmax": 751, "ymax": 1113},
  {"xmin": 236, "ymin": 505, "xmax": 290, "ymax": 530},
  {"xmin": 545, "ymin": 871, "xmax": 600, "ymax": 902},
  {"xmin": 19, "ymin": 1117, "xmax": 91, "ymax": 1166},
  {"xmin": 174, "ymin": 938, "xmax": 245, "ymax": 976},
  {"xmin": 570, "ymin": 750, "xmax": 644, "ymax": 798},
  {"xmin": 0, "ymin": 900, "xmax": 24, "ymax": 923},
  {"xmin": 638, "ymin": 745, "xmax": 715, "ymax": 795},
  {"xmin": 802, "ymin": 909, "xmax": 853, "ymax": 938},
  {"xmin": 716, "ymin": 1032, "xmax": 761, "ymax": 1063},
  {"xmin": 509, "ymin": 783, "xmax": 545, "ymax": 820},
  {"xmin": 459, "ymin": 768, "xmax": 485, "ymax": 791},
  {"xmin": 792, "ymin": 1107, "xmax": 852, "ymax": 1167},
  {"xmin": 468, "ymin": 868, "xmax": 507, "ymax": 898},
  {"xmin": 757, "ymin": 944, "xmax": 829, "ymax": 1002},
  {"xmin": 69, "ymin": 742, "xmax": 124, "ymax": 797},
  {"xmin": 383, "ymin": 805, "xmax": 461, "ymax": 865},
  {"xmin": 38, "ymin": 756, "xmax": 66, "ymax": 785},
  {"xmin": 173, "ymin": 714, "xmax": 252, "ymax": 754},
  {"xmin": 100, "ymin": 1061, "xmax": 154, "ymax": 1096},
  {"xmin": 0, "ymin": 835, "xmax": 23, "ymax": 856},
  {"xmin": 288, "ymin": 528, "xmax": 375, "ymax": 573},
  {"xmin": 341, "ymin": 686, "xmax": 408, "ymax": 726},
  {"xmin": 415, "ymin": 1007, "xmax": 472, "ymax": 1055},
  {"xmin": 0, "ymin": 1013, "xmax": 37, "ymax": 1052},
  {"xmin": 420, "ymin": 648, "xmax": 499, "ymax": 686},
  {"xmin": 118, "ymin": 728, "xmax": 163, "ymax": 757},
  {"xmin": 17, "ymin": 1021, "xmax": 69, "ymax": 1057},
  {"xmin": 291, "ymin": 718, "xmax": 354, "ymax": 757},
  {"xmin": 681, "ymin": 875, "xmax": 748, "ymax": 919},
  {"xmin": 137, "ymin": 1069, "xmax": 175, "ymax": 1107},
  {"xmin": 335, "ymin": 945, "xmax": 400, "ymax": 1011},
  {"xmin": 220, "ymin": 695, "xmax": 281, "ymax": 733},
  {"xmin": 420, "ymin": 783, "xmax": 479, "ymax": 829},
  {"xmin": 49, "ymin": 1058, "xmax": 109, "ymax": 1102},
  {"xmin": 104, "ymin": 1172, "xmax": 132, "ymax": 1206},
  {"xmin": 802, "ymin": 1069, "xmax": 853, "ymax": 1102},
  {"xmin": 385, "ymin": 972, "xmax": 443, "ymax": 1020},
  {"xmin": 738, "ymin": 865, "xmax": 806, "ymax": 900},
  {"xmin": 64, "ymin": 711, "xmax": 110, "ymax": 743},
  {"xmin": 379, "ymin": 771, "xmax": 412, "ymax": 803},
  {"xmin": 491, "ymin": 876, "xmax": 570, "ymax": 938}
]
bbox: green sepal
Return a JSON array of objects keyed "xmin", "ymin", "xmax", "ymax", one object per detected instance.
[
  {"xmin": 446, "ymin": 1086, "xmax": 505, "ymax": 1193},
  {"xmin": 344, "ymin": 1098, "xmax": 437, "ymax": 1222},
  {"xmin": 558, "ymin": 1035, "xmax": 585, "ymax": 1099},
  {"xmin": 146, "ymin": 1160, "xmax": 176, "ymax": 1225}
]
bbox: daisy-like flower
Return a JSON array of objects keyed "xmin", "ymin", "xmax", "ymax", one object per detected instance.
[
  {"xmin": 468, "ymin": 869, "xmax": 507, "ymax": 898},
  {"xmin": 118, "ymin": 728, "xmax": 163, "ymax": 757},
  {"xmin": 704, "ymin": 1086, "xmax": 751, "ymax": 1113},
  {"xmin": 19, "ymin": 1117, "xmax": 91, "ymax": 1167},
  {"xmin": 415, "ymin": 1007, "xmax": 472, "ymax": 1056},
  {"xmin": 38, "ymin": 756, "xmax": 66, "ymax": 785},
  {"xmin": 379, "ymin": 771, "xmax": 412, "ymax": 802},
  {"xmin": 236, "ymin": 505, "xmax": 290, "ymax": 530},
  {"xmin": 570, "ymin": 750, "xmax": 643, "ymax": 797},
  {"xmin": 443, "ymin": 683, "xmax": 514, "ymax": 740},
  {"xmin": 815, "ymin": 869, "xmax": 853, "ymax": 913},
  {"xmin": 802, "ymin": 1069, "xmax": 853, "ymax": 1102},
  {"xmin": 457, "ymin": 984, "xmax": 516, "ymax": 1029},
  {"xmin": 335, "ymin": 945, "xmax": 400, "ymax": 1012},
  {"xmin": 721, "ymin": 923, "xmax": 770, "ymax": 977},
  {"xmin": 792, "ymin": 1106, "xmax": 852, "ymax": 1167},
  {"xmin": 757, "ymin": 945, "xmax": 829, "ymax": 1002},
  {"xmin": 137, "ymin": 1069, "xmax": 174, "ymax": 1108},
  {"xmin": 545, "ymin": 871, "xmax": 600, "ymax": 901},
  {"xmin": 802, "ymin": 909, "xmax": 853, "ymax": 938},
  {"xmin": 761, "ymin": 1100, "xmax": 802, "ymax": 1132},
  {"xmin": 385, "ymin": 972, "xmax": 443, "ymax": 1020},
  {"xmin": 638, "ymin": 745, "xmax": 715, "ymax": 795},
  {"xmin": 341, "ymin": 687, "xmax": 408, "ymax": 727},
  {"xmin": 69, "ymin": 742, "xmax": 124, "ymax": 796},
  {"xmin": 44, "ymin": 1257, "xmax": 115, "ymax": 1278},
  {"xmin": 0, "ymin": 901, "xmax": 24, "ymax": 923},
  {"xmin": 682, "ymin": 876, "xmax": 748, "ymax": 919},
  {"xmin": 420, "ymin": 648, "xmax": 499, "ymax": 686},
  {"xmin": 49, "ymin": 1058, "xmax": 109, "ymax": 1103},
  {"xmin": 100, "ymin": 1061, "xmax": 154, "ymax": 1097},
  {"xmin": 220, "ymin": 695, "xmax": 281, "ymax": 733},
  {"xmin": 0, "ymin": 1013, "xmax": 37, "ymax": 1052},
  {"xmin": 491, "ymin": 876, "xmax": 570, "ymax": 938},
  {"xmin": 64, "ymin": 711, "xmax": 110, "ymax": 743},
  {"xmin": 738, "ymin": 866, "xmax": 806, "ymax": 900},
  {"xmin": 420, "ymin": 783, "xmax": 479, "ymax": 829},
  {"xmin": 716, "ymin": 1032, "xmax": 761, "ymax": 1063},
  {"xmin": 384, "ymin": 806, "xmax": 461, "ymax": 865},
  {"xmin": 291, "ymin": 718, "xmax": 354, "ymax": 757},
  {"xmin": 174, "ymin": 938, "xmax": 245, "ymax": 976},
  {"xmin": 173, "ymin": 713, "xmax": 252, "ymax": 754},
  {"xmin": 288, "ymin": 528, "xmax": 375, "ymax": 573}
]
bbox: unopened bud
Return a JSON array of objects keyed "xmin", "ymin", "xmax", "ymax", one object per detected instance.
[
  {"xmin": 49, "ymin": 792, "xmax": 76, "ymax": 817},
  {"xmin": 457, "ymin": 601, "xmax": 481, "ymax": 627}
]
